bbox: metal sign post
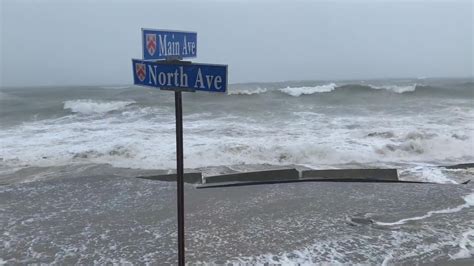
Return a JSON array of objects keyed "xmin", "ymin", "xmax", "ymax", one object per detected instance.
[
  {"xmin": 174, "ymin": 90, "xmax": 185, "ymax": 266},
  {"xmin": 132, "ymin": 28, "xmax": 228, "ymax": 265}
]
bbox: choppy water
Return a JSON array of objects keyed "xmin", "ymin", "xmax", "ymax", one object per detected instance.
[
  {"xmin": 0, "ymin": 77, "xmax": 473, "ymax": 263},
  {"xmin": 1, "ymin": 78, "xmax": 473, "ymax": 182}
]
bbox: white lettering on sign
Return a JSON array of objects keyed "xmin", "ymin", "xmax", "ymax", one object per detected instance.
[
  {"xmin": 147, "ymin": 65, "xmax": 190, "ymax": 88},
  {"xmin": 182, "ymin": 36, "xmax": 188, "ymax": 55},
  {"xmin": 158, "ymin": 34, "xmax": 180, "ymax": 56},
  {"xmin": 158, "ymin": 72, "xmax": 166, "ymax": 86},
  {"xmin": 181, "ymin": 35, "xmax": 196, "ymax": 55},
  {"xmin": 148, "ymin": 65, "xmax": 157, "ymax": 85},
  {"xmin": 214, "ymin": 75, "xmax": 222, "ymax": 90},
  {"xmin": 194, "ymin": 68, "xmax": 205, "ymax": 89},
  {"xmin": 143, "ymin": 63, "xmax": 223, "ymax": 90},
  {"xmin": 194, "ymin": 68, "xmax": 221, "ymax": 90},
  {"xmin": 179, "ymin": 67, "xmax": 188, "ymax": 87}
]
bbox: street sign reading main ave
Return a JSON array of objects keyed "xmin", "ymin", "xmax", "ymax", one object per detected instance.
[
  {"xmin": 142, "ymin": 29, "xmax": 197, "ymax": 60},
  {"xmin": 132, "ymin": 59, "xmax": 227, "ymax": 93}
]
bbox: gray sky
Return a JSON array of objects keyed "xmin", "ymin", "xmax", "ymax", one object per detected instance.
[{"xmin": 1, "ymin": 0, "xmax": 473, "ymax": 87}]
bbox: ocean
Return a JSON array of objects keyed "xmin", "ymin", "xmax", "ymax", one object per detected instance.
[{"xmin": 1, "ymin": 78, "xmax": 473, "ymax": 264}]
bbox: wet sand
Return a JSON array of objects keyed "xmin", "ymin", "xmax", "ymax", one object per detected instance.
[{"xmin": 1, "ymin": 174, "xmax": 473, "ymax": 264}]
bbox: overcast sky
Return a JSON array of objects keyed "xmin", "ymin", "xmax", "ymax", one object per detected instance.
[{"xmin": 1, "ymin": 0, "xmax": 473, "ymax": 87}]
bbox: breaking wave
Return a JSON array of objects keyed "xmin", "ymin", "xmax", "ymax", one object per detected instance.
[
  {"xmin": 1, "ymin": 79, "xmax": 472, "ymax": 185},
  {"xmin": 64, "ymin": 100, "xmax": 135, "ymax": 114},
  {"xmin": 227, "ymin": 87, "xmax": 268, "ymax": 95},
  {"xmin": 227, "ymin": 83, "xmax": 471, "ymax": 97},
  {"xmin": 368, "ymin": 84, "xmax": 417, "ymax": 93},
  {"xmin": 279, "ymin": 83, "xmax": 337, "ymax": 96},
  {"xmin": 278, "ymin": 83, "xmax": 421, "ymax": 97},
  {"xmin": 3, "ymin": 121, "xmax": 470, "ymax": 177}
]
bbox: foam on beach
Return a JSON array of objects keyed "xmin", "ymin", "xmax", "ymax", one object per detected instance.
[
  {"xmin": 225, "ymin": 191, "xmax": 474, "ymax": 264},
  {"xmin": 374, "ymin": 192, "xmax": 474, "ymax": 226},
  {"xmin": 450, "ymin": 229, "xmax": 474, "ymax": 260},
  {"xmin": 2, "ymin": 177, "xmax": 472, "ymax": 264}
]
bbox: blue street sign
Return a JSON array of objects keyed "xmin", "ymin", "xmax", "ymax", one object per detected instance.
[
  {"xmin": 132, "ymin": 59, "xmax": 227, "ymax": 93},
  {"xmin": 142, "ymin": 29, "xmax": 197, "ymax": 60}
]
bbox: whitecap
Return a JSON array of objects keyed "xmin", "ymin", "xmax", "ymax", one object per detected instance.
[
  {"xmin": 368, "ymin": 84, "xmax": 417, "ymax": 93},
  {"xmin": 227, "ymin": 87, "xmax": 268, "ymax": 95},
  {"xmin": 279, "ymin": 83, "xmax": 337, "ymax": 96}
]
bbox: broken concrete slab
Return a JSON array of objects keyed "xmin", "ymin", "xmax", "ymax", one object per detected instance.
[
  {"xmin": 137, "ymin": 172, "xmax": 202, "ymax": 184},
  {"xmin": 196, "ymin": 178, "xmax": 430, "ymax": 189},
  {"xmin": 204, "ymin": 168, "xmax": 299, "ymax": 184},
  {"xmin": 443, "ymin": 163, "xmax": 474, "ymax": 169},
  {"xmin": 301, "ymin": 169, "xmax": 398, "ymax": 181}
]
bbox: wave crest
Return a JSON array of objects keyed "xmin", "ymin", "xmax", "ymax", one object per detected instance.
[
  {"xmin": 227, "ymin": 87, "xmax": 268, "ymax": 95},
  {"xmin": 368, "ymin": 84, "xmax": 417, "ymax": 93},
  {"xmin": 279, "ymin": 83, "xmax": 337, "ymax": 96},
  {"xmin": 225, "ymin": 82, "xmax": 472, "ymax": 98},
  {"xmin": 64, "ymin": 99, "xmax": 135, "ymax": 114}
]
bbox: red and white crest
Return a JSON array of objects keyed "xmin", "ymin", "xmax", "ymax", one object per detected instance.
[
  {"xmin": 135, "ymin": 63, "xmax": 146, "ymax": 82},
  {"xmin": 146, "ymin": 34, "xmax": 157, "ymax": 56}
]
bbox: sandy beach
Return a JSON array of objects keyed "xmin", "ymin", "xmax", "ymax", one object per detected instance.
[{"xmin": 1, "ymin": 171, "xmax": 473, "ymax": 264}]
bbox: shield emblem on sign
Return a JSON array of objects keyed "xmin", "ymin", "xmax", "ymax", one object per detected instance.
[
  {"xmin": 146, "ymin": 34, "xmax": 157, "ymax": 56},
  {"xmin": 135, "ymin": 63, "xmax": 146, "ymax": 82}
]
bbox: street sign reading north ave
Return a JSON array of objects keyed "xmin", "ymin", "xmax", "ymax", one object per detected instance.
[
  {"xmin": 133, "ymin": 27, "xmax": 227, "ymax": 265},
  {"xmin": 132, "ymin": 59, "xmax": 227, "ymax": 93},
  {"xmin": 142, "ymin": 29, "xmax": 197, "ymax": 60}
]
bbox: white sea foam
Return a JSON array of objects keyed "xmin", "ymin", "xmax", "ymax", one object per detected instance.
[
  {"xmin": 279, "ymin": 83, "xmax": 337, "ymax": 96},
  {"xmin": 375, "ymin": 192, "xmax": 474, "ymax": 226},
  {"xmin": 63, "ymin": 99, "xmax": 135, "ymax": 114},
  {"xmin": 227, "ymin": 87, "xmax": 268, "ymax": 95},
  {"xmin": 450, "ymin": 229, "xmax": 474, "ymax": 259},
  {"xmin": 401, "ymin": 166, "xmax": 457, "ymax": 184},
  {"xmin": 375, "ymin": 130, "xmax": 474, "ymax": 166},
  {"xmin": 1, "ymin": 103, "xmax": 473, "ymax": 176},
  {"xmin": 225, "ymin": 229, "xmax": 465, "ymax": 264},
  {"xmin": 381, "ymin": 253, "xmax": 393, "ymax": 266},
  {"xmin": 278, "ymin": 83, "xmax": 417, "ymax": 96},
  {"xmin": 368, "ymin": 84, "xmax": 417, "ymax": 93}
]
